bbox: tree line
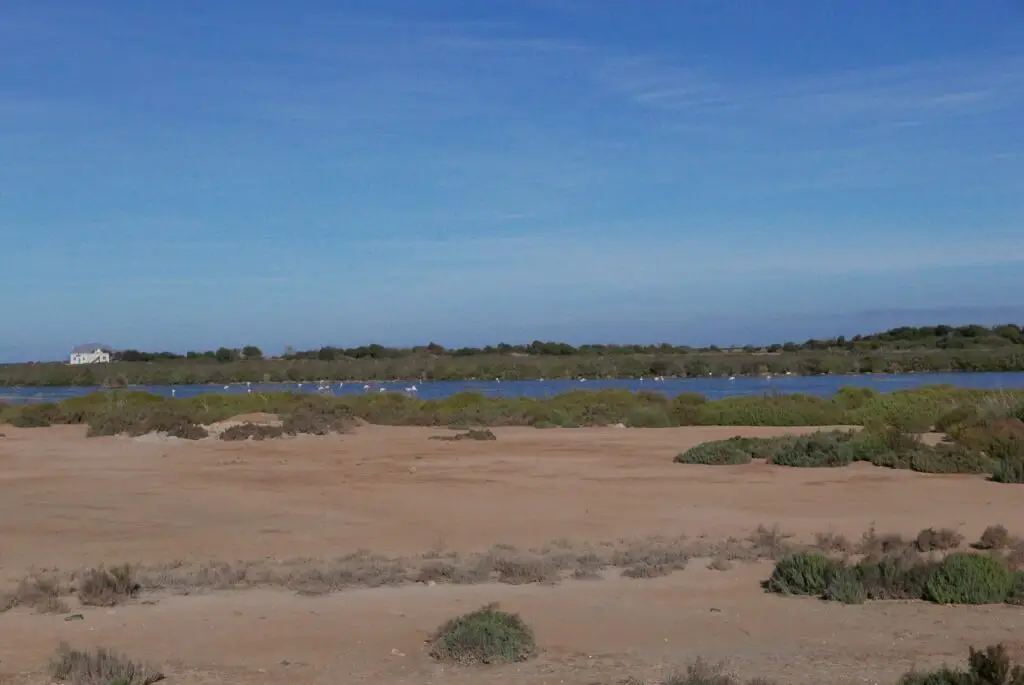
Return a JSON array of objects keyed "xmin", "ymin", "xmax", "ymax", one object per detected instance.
[{"xmin": 104, "ymin": 323, "xmax": 1024, "ymax": 365}]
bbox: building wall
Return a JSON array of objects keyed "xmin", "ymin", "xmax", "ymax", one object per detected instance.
[{"xmin": 70, "ymin": 350, "xmax": 111, "ymax": 365}]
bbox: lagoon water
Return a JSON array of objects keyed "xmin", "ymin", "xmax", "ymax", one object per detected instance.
[{"xmin": 4, "ymin": 372, "xmax": 1024, "ymax": 404}]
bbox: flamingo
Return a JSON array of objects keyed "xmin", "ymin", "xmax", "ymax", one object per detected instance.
[{"xmin": 406, "ymin": 385, "xmax": 418, "ymax": 393}]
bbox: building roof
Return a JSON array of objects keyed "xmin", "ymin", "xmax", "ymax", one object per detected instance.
[{"xmin": 71, "ymin": 343, "xmax": 113, "ymax": 354}]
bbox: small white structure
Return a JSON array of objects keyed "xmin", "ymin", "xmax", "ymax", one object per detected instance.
[{"xmin": 70, "ymin": 343, "xmax": 112, "ymax": 365}]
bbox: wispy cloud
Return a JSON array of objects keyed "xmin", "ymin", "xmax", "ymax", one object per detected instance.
[{"xmin": 596, "ymin": 52, "xmax": 1024, "ymax": 127}]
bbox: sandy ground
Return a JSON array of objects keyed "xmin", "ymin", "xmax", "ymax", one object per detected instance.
[{"xmin": 1, "ymin": 424, "xmax": 1022, "ymax": 684}]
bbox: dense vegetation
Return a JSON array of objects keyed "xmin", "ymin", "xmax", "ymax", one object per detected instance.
[
  {"xmin": 673, "ymin": 403, "xmax": 1024, "ymax": 481},
  {"xmin": 3, "ymin": 385, "xmax": 1024, "ymax": 443},
  {"xmin": 766, "ymin": 547, "xmax": 1024, "ymax": 607},
  {"xmin": 4, "ymin": 324, "xmax": 1024, "ymax": 386}
]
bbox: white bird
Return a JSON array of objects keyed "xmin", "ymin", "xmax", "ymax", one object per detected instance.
[
  {"xmin": 363, "ymin": 384, "xmax": 370, "ymax": 390},
  {"xmin": 223, "ymin": 385, "xmax": 229, "ymax": 390},
  {"xmin": 171, "ymin": 388, "xmax": 176, "ymax": 397},
  {"xmin": 406, "ymin": 385, "xmax": 418, "ymax": 392},
  {"xmin": 728, "ymin": 376, "xmax": 736, "ymax": 381},
  {"xmin": 379, "ymin": 387, "xmax": 386, "ymax": 392}
]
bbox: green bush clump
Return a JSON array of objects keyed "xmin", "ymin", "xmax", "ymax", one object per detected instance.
[
  {"xmin": 626, "ymin": 405, "xmax": 672, "ymax": 427},
  {"xmin": 8, "ymin": 402, "xmax": 63, "ymax": 427},
  {"xmin": 768, "ymin": 430, "xmax": 857, "ymax": 467},
  {"xmin": 695, "ymin": 393, "xmax": 843, "ymax": 426},
  {"xmin": 924, "ymin": 553, "xmax": 1015, "ymax": 605},
  {"xmin": 427, "ymin": 603, "xmax": 537, "ymax": 665},
  {"xmin": 763, "ymin": 552, "xmax": 842, "ymax": 596},
  {"xmin": 990, "ymin": 455, "xmax": 1024, "ymax": 484},
  {"xmin": 674, "ymin": 437, "xmax": 755, "ymax": 465},
  {"xmin": 86, "ymin": 405, "xmax": 208, "ymax": 440}
]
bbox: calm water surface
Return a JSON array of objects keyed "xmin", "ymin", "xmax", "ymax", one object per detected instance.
[{"xmin": 4, "ymin": 372, "xmax": 1024, "ymax": 404}]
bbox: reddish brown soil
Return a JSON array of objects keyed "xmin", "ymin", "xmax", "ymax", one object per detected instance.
[{"xmin": 1, "ymin": 424, "xmax": 1022, "ymax": 684}]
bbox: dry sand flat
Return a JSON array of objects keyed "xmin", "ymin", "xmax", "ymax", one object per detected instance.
[{"xmin": 1, "ymin": 424, "xmax": 1022, "ymax": 684}]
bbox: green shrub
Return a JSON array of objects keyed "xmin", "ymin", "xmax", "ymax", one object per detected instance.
[
  {"xmin": 8, "ymin": 402, "xmax": 63, "ymax": 427},
  {"xmin": 674, "ymin": 438, "xmax": 754, "ymax": 465},
  {"xmin": 696, "ymin": 394, "xmax": 842, "ymax": 426},
  {"xmin": 1007, "ymin": 572, "xmax": 1024, "ymax": 606},
  {"xmin": 768, "ymin": 431, "xmax": 856, "ymax": 467},
  {"xmin": 763, "ymin": 552, "xmax": 842, "ymax": 596},
  {"xmin": 991, "ymin": 456, "xmax": 1024, "ymax": 484},
  {"xmin": 626, "ymin": 405, "xmax": 672, "ymax": 427},
  {"xmin": 823, "ymin": 568, "xmax": 867, "ymax": 604},
  {"xmin": 923, "ymin": 553, "xmax": 1014, "ymax": 605},
  {"xmin": 427, "ymin": 603, "xmax": 537, "ymax": 665}
]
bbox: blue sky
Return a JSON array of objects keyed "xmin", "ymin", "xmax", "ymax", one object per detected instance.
[{"xmin": 2, "ymin": 1, "xmax": 1023, "ymax": 361}]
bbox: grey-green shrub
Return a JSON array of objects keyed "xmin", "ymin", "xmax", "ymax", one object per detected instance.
[
  {"xmin": 763, "ymin": 552, "xmax": 842, "ymax": 596},
  {"xmin": 427, "ymin": 603, "xmax": 537, "ymax": 665},
  {"xmin": 923, "ymin": 553, "xmax": 1014, "ymax": 605}
]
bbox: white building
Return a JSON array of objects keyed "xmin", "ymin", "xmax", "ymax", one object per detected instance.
[{"xmin": 70, "ymin": 343, "xmax": 113, "ymax": 365}]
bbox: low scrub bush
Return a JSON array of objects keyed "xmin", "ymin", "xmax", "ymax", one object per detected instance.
[
  {"xmin": 76, "ymin": 565, "xmax": 139, "ymax": 607},
  {"xmin": 853, "ymin": 549, "xmax": 938, "ymax": 601},
  {"xmin": 8, "ymin": 402, "xmax": 64, "ymax": 427},
  {"xmin": 768, "ymin": 430, "xmax": 857, "ymax": 467},
  {"xmin": 916, "ymin": 527, "xmax": 964, "ymax": 552},
  {"xmin": 430, "ymin": 428, "xmax": 498, "ymax": 442},
  {"xmin": 1, "ymin": 575, "xmax": 68, "ymax": 614},
  {"xmin": 86, "ymin": 405, "xmax": 207, "ymax": 439},
  {"xmin": 899, "ymin": 644, "xmax": 1024, "ymax": 685},
  {"xmin": 626, "ymin": 405, "xmax": 672, "ymax": 427},
  {"xmin": 50, "ymin": 643, "xmax": 164, "ymax": 685},
  {"xmin": 281, "ymin": 402, "xmax": 355, "ymax": 435},
  {"xmin": 675, "ymin": 437, "xmax": 755, "ymax": 465},
  {"xmin": 923, "ymin": 552, "xmax": 1015, "ymax": 605},
  {"xmin": 991, "ymin": 455, "xmax": 1024, "ymax": 484},
  {"xmin": 767, "ymin": 544, "xmax": 1019, "ymax": 606},
  {"xmin": 427, "ymin": 603, "xmax": 537, "ymax": 665},
  {"xmin": 763, "ymin": 551, "xmax": 842, "ymax": 596},
  {"xmin": 662, "ymin": 657, "xmax": 777, "ymax": 685},
  {"xmin": 219, "ymin": 422, "xmax": 285, "ymax": 441},
  {"xmin": 975, "ymin": 525, "xmax": 1012, "ymax": 550}
]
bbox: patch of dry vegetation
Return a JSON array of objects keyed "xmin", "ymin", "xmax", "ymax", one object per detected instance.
[
  {"xmin": 75, "ymin": 565, "xmax": 139, "ymax": 607},
  {"xmin": 50, "ymin": 643, "xmax": 164, "ymax": 685},
  {"xmin": 6, "ymin": 525, "xmax": 1019, "ymax": 606},
  {"xmin": 429, "ymin": 427, "xmax": 497, "ymax": 441},
  {"xmin": 1, "ymin": 573, "xmax": 68, "ymax": 614}
]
